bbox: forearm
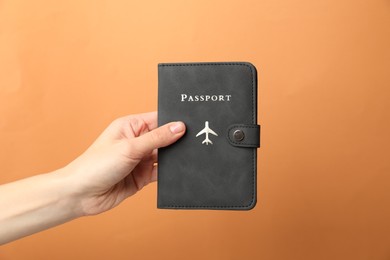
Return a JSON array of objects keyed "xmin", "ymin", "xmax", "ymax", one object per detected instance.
[{"xmin": 0, "ymin": 169, "xmax": 82, "ymax": 245}]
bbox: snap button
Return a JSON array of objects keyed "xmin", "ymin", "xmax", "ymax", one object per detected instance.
[{"xmin": 233, "ymin": 129, "xmax": 245, "ymax": 142}]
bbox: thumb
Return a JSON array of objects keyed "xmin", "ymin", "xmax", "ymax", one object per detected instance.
[{"xmin": 130, "ymin": 121, "xmax": 186, "ymax": 158}]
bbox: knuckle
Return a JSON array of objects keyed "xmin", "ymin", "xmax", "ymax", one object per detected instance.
[
  {"xmin": 128, "ymin": 116, "xmax": 148, "ymax": 137},
  {"xmin": 128, "ymin": 117, "xmax": 140, "ymax": 131},
  {"xmin": 110, "ymin": 117, "xmax": 126, "ymax": 129}
]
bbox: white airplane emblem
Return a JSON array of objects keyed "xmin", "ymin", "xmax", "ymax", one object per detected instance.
[{"xmin": 195, "ymin": 121, "xmax": 218, "ymax": 145}]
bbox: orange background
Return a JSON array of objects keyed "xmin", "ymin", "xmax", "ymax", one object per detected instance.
[{"xmin": 1, "ymin": 0, "xmax": 390, "ymax": 259}]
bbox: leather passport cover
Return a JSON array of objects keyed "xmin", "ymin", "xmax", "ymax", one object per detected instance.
[{"xmin": 157, "ymin": 62, "xmax": 260, "ymax": 210}]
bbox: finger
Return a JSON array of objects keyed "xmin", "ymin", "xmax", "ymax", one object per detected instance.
[
  {"xmin": 119, "ymin": 111, "xmax": 158, "ymax": 132},
  {"xmin": 129, "ymin": 121, "xmax": 185, "ymax": 160},
  {"xmin": 138, "ymin": 111, "xmax": 158, "ymax": 130},
  {"xmin": 151, "ymin": 164, "xmax": 157, "ymax": 182},
  {"xmin": 128, "ymin": 161, "xmax": 158, "ymax": 191},
  {"xmin": 149, "ymin": 149, "xmax": 158, "ymax": 163},
  {"xmin": 137, "ymin": 149, "xmax": 157, "ymax": 166}
]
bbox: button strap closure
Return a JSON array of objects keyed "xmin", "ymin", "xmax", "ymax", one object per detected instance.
[{"xmin": 227, "ymin": 124, "xmax": 261, "ymax": 148}]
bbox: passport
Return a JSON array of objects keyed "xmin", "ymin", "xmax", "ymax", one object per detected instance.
[{"xmin": 157, "ymin": 62, "xmax": 260, "ymax": 210}]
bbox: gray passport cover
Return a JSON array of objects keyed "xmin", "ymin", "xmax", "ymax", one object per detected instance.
[{"xmin": 157, "ymin": 62, "xmax": 260, "ymax": 210}]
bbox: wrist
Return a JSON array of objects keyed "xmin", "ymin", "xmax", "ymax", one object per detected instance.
[
  {"xmin": 52, "ymin": 167, "xmax": 86, "ymax": 219},
  {"xmin": 0, "ymin": 168, "xmax": 85, "ymax": 244}
]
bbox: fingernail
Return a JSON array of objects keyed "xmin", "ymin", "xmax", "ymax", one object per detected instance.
[{"xmin": 170, "ymin": 122, "xmax": 184, "ymax": 134}]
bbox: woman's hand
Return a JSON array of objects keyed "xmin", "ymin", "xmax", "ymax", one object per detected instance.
[{"xmin": 65, "ymin": 111, "xmax": 185, "ymax": 216}]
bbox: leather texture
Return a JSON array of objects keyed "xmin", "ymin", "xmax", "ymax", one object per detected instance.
[{"xmin": 157, "ymin": 62, "xmax": 260, "ymax": 210}]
